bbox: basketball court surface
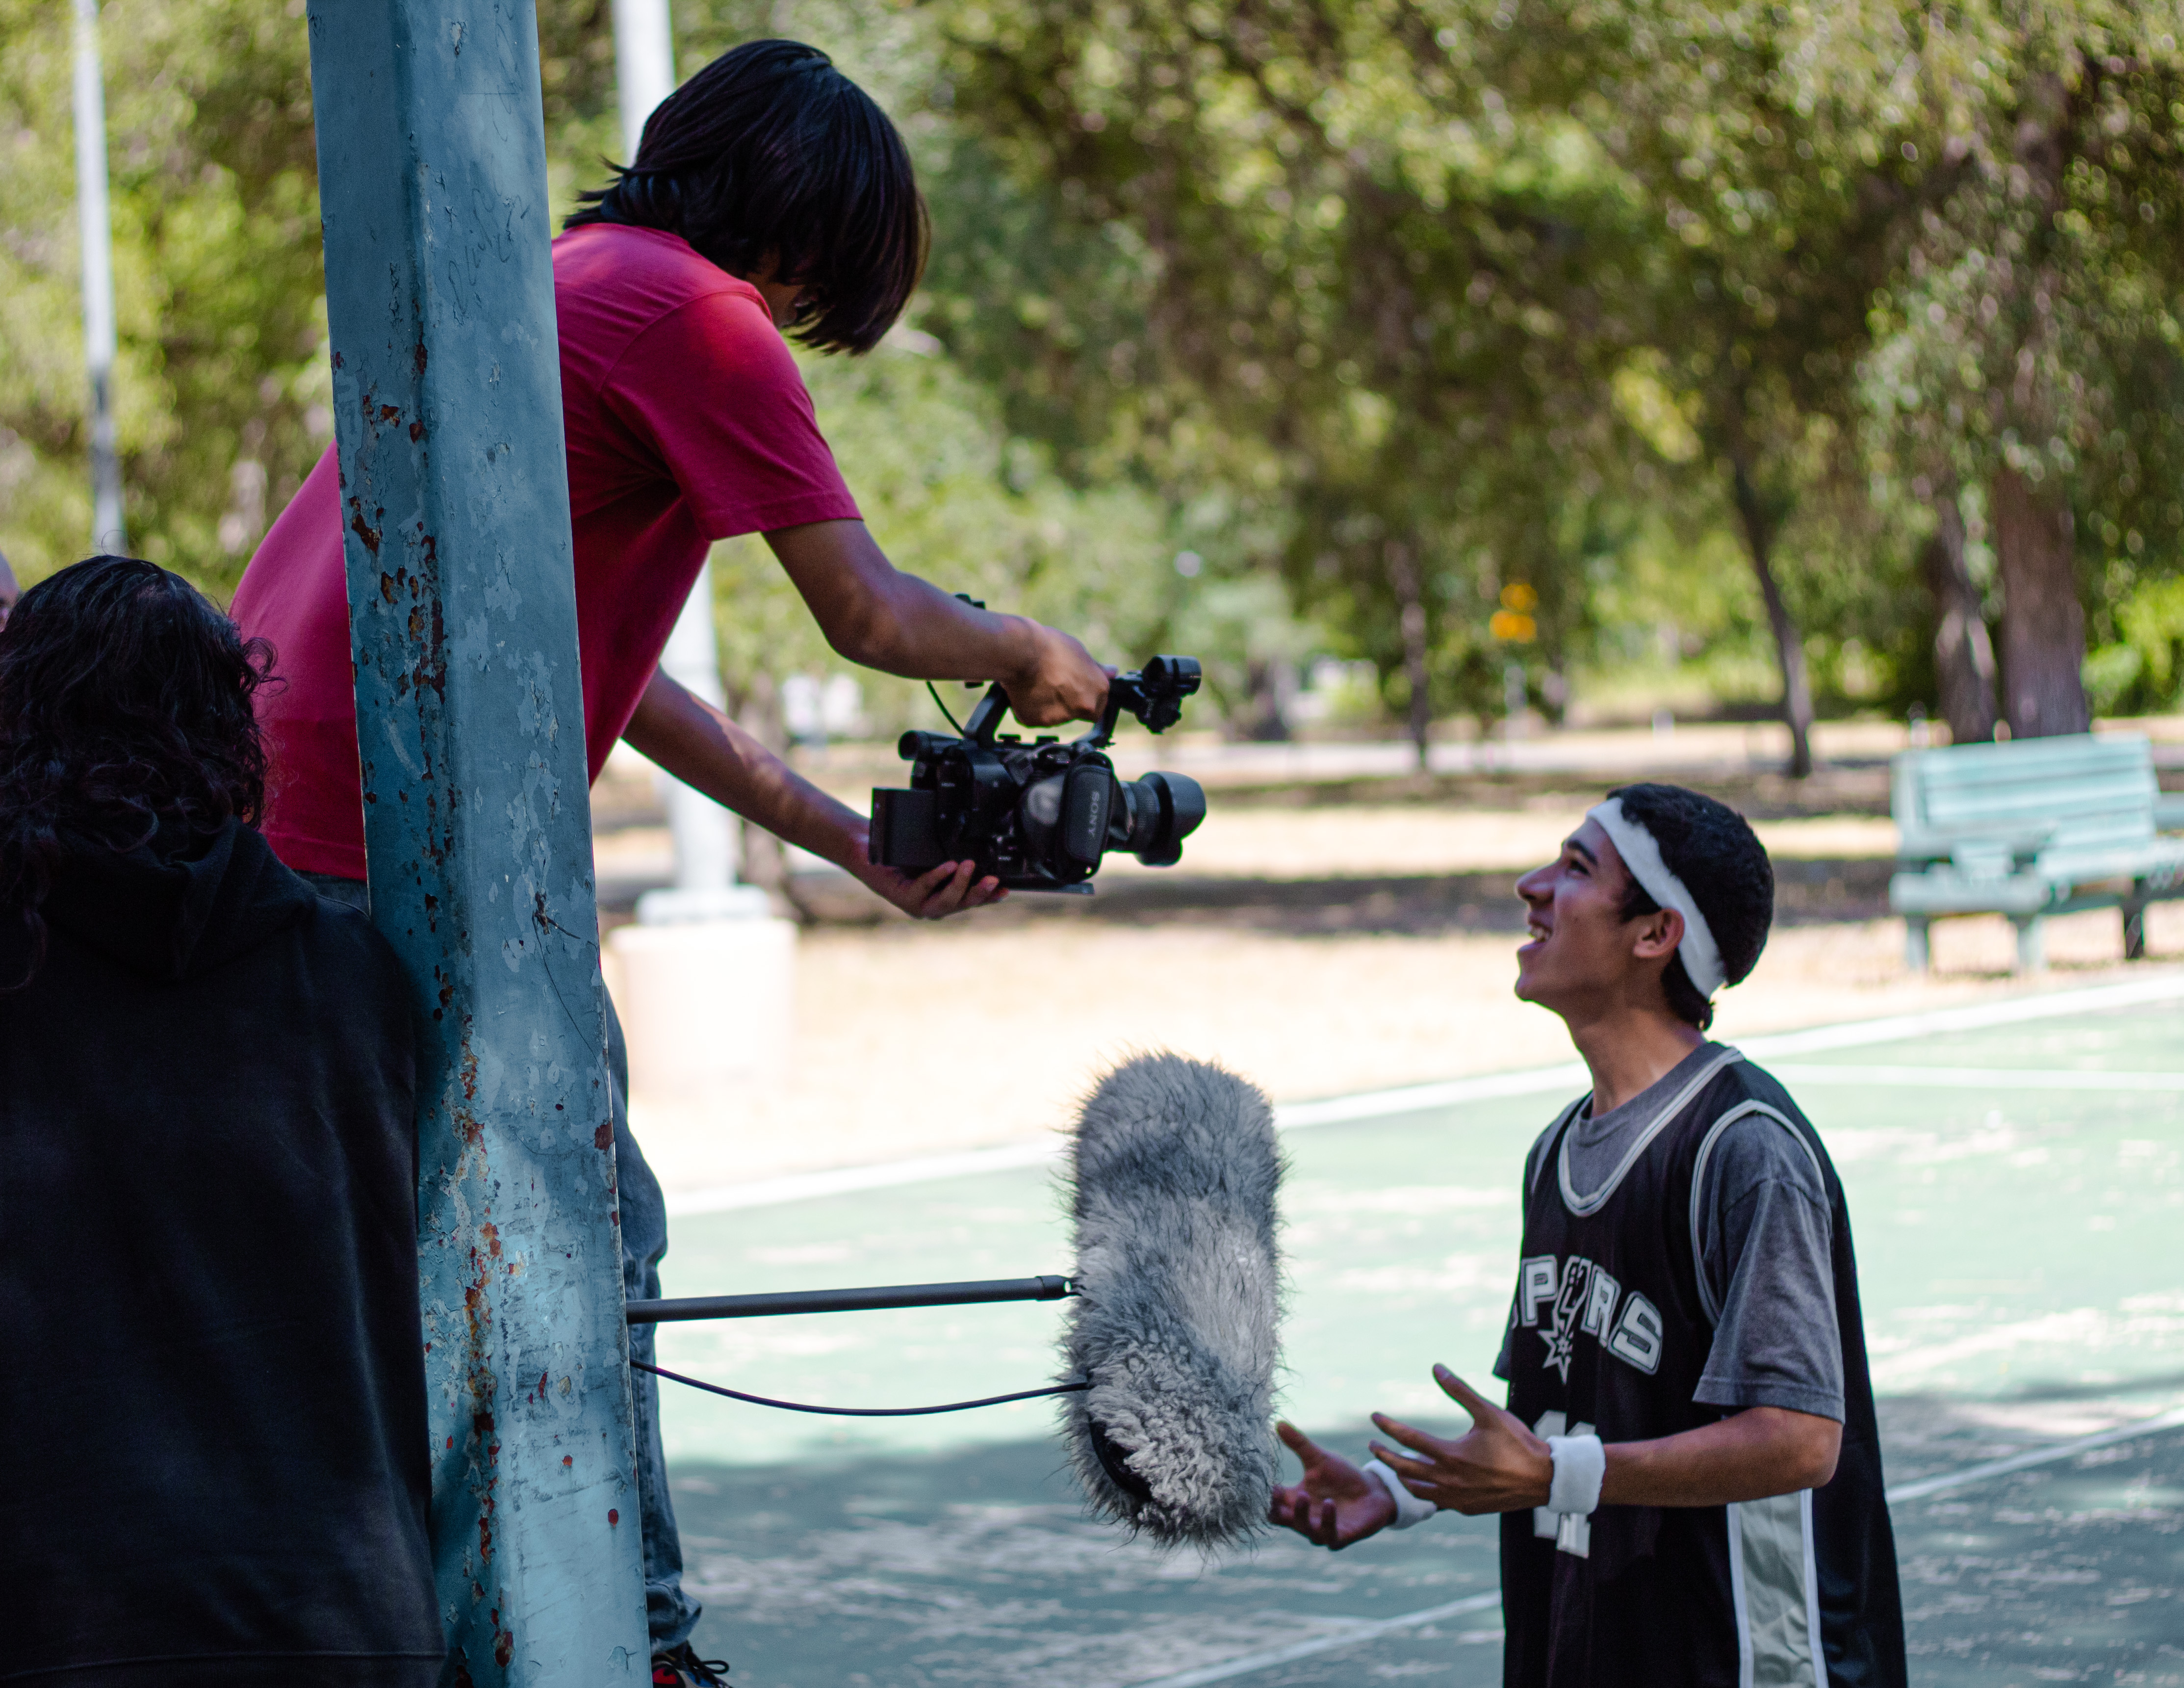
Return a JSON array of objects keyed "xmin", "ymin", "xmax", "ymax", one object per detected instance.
[{"xmin": 652, "ymin": 975, "xmax": 2184, "ymax": 1686}]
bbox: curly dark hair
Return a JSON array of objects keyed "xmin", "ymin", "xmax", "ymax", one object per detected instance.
[
  {"xmin": 0, "ymin": 556, "xmax": 275, "ymax": 986},
  {"xmin": 1609, "ymin": 782, "xmax": 1775, "ymax": 1033},
  {"xmin": 565, "ymin": 38, "xmax": 927, "ymax": 356}
]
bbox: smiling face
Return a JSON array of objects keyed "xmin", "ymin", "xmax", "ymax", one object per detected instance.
[{"xmin": 1513, "ymin": 817, "xmax": 1683, "ymax": 1019}]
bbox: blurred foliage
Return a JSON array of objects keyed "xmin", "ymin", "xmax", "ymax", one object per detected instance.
[
  {"xmin": 2086, "ymin": 573, "xmax": 2184, "ymax": 715},
  {"xmin": 922, "ymin": 0, "xmax": 2184, "ymax": 735},
  {"xmin": 3, "ymin": 0, "xmax": 2181, "ymax": 739},
  {"xmin": 0, "ymin": 0, "xmax": 327, "ymax": 591},
  {"xmin": 711, "ymin": 330, "xmax": 1182, "ymax": 732}
]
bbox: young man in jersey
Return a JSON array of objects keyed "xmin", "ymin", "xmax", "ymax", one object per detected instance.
[
  {"xmin": 231, "ymin": 41, "xmax": 1109, "ymax": 1687},
  {"xmin": 1269, "ymin": 783, "xmax": 1906, "ymax": 1688}
]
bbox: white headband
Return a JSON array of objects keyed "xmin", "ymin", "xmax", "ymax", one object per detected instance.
[{"xmin": 1586, "ymin": 798, "xmax": 1727, "ymax": 997}]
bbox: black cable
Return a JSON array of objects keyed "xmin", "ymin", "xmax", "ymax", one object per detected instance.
[
  {"xmin": 925, "ymin": 680, "xmax": 967, "ymax": 735},
  {"xmin": 635, "ymin": 1360, "xmax": 1091, "ymax": 1418}
]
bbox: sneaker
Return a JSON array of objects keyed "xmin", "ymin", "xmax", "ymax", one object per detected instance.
[{"xmin": 652, "ymin": 1642, "xmax": 731, "ymax": 1686}]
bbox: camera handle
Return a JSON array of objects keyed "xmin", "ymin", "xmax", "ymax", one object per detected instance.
[
  {"xmin": 958, "ymin": 655, "xmax": 1201, "ymax": 750},
  {"xmin": 960, "ymin": 682, "xmax": 1017, "ymax": 746},
  {"xmin": 956, "ymin": 680, "xmax": 1132, "ymax": 751}
]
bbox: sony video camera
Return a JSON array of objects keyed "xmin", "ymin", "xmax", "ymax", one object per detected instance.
[{"xmin": 870, "ymin": 656, "xmax": 1208, "ymax": 893}]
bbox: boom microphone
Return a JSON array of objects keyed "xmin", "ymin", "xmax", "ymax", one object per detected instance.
[{"xmin": 1059, "ymin": 1052, "xmax": 1285, "ymax": 1549}]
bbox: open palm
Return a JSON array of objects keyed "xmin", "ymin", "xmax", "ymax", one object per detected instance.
[{"xmin": 1267, "ymin": 1421, "xmax": 1397, "ymax": 1550}]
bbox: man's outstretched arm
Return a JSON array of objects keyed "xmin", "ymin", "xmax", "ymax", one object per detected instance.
[
  {"xmin": 622, "ymin": 668, "xmax": 999, "ymax": 920},
  {"xmin": 1367, "ymin": 1365, "xmax": 1841, "ymax": 1515},
  {"xmin": 764, "ymin": 519, "xmax": 1110, "ymax": 725}
]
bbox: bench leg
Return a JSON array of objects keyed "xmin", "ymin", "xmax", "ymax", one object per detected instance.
[
  {"xmin": 2123, "ymin": 883, "xmax": 2149, "ymax": 961},
  {"xmin": 1903, "ymin": 917, "xmax": 1930, "ymax": 973},
  {"xmin": 2012, "ymin": 915, "xmax": 2047, "ymax": 973}
]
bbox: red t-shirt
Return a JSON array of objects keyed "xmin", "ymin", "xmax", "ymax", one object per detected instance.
[{"xmin": 232, "ymin": 223, "xmax": 861, "ymax": 879}]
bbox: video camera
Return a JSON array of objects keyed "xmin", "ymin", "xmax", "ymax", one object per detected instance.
[{"xmin": 870, "ymin": 656, "xmax": 1208, "ymax": 893}]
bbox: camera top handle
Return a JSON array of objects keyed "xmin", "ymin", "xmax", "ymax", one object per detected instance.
[{"xmin": 959, "ymin": 655, "xmax": 1202, "ymax": 750}]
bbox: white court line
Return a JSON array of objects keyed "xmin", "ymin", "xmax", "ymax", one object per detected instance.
[
  {"xmin": 1279, "ymin": 971, "xmax": 2184, "ymax": 1128},
  {"xmin": 1883, "ymin": 1402, "xmax": 2184, "ymax": 1502},
  {"xmin": 1733, "ymin": 970, "xmax": 2184, "ymax": 1058},
  {"xmin": 1119, "ymin": 1402, "xmax": 2184, "ymax": 1688},
  {"xmin": 664, "ymin": 969, "xmax": 2184, "ymax": 1215},
  {"xmin": 1116, "ymin": 1593, "xmax": 1501, "ymax": 1688},
  {"xmin": 1770, "ymin": 1064, "xmax": 2184, "ymax": 1091},
  {"xmin": 664, "ymin": 1141, "xmax": 1059, "ymax": 1215}
]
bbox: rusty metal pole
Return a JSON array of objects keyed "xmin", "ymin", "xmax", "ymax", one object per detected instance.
[{"xmin": 303, "ymin": 3, "xmax": 648, "ymax": 1681}]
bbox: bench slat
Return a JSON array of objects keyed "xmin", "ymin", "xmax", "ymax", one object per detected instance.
[{"xmin": 1889, "ymin": 735, "xmax": 2180, "ymax": 967}]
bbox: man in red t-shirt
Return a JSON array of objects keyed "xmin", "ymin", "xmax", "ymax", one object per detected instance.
[{"xmin": 232, "ymin": 42, "xmax": 1108, "ymax": 1687}]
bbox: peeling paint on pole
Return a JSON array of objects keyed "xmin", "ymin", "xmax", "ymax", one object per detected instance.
[{"xmin": 303, "ymin": 3, "xmax": 648, "ymax": 1681}]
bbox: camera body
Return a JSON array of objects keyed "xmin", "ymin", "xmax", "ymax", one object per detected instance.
[{"xmin": 870, "ymin": 656, "xmax": 1208, "ymax": 893}]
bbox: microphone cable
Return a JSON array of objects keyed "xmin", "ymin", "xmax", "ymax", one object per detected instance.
[{"xmin": 634, "ymin": 1360, "xmax": 1090, "ymax": 1418}]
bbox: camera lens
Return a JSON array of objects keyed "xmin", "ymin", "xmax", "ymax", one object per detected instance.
[{"xmin": 1117, "ymin": 771, "xmax": 1206, "ymax": 867}]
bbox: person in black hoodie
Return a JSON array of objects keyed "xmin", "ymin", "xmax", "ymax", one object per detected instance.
[{"xmin": 0, "ymin": 557, "xmax": 442, "ymax": 1688}]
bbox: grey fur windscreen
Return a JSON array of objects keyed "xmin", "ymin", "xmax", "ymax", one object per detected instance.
[{"xmin": 1059, "ymin": 1052, "xmax": 1284, "ymax": 1549}]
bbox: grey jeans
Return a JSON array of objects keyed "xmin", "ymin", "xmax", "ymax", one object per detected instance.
[{"xmin": 301, "ymin": 871, "xmax": 701, "ymax": 1653}]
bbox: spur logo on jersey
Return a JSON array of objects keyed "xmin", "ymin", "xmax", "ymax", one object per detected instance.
[{"xmin": 1517, "ymin": 1253, "xmax": 1664, "ymax": 1377}]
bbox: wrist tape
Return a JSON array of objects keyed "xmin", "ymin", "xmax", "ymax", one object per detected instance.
[
  {"xmin": 1545, "ymin": 1433, "xmax": 1605, "ymax": 1515},
  {"xmin": 1361, "ymin": 1458, "xmax": 1438, "ymax": 1530}
]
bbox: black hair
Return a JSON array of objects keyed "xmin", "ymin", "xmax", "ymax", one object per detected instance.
[
  {"xmin": 0, "ymin": 556, "xmax": 275, "ymax": 986},
  {"xmin": 565, "ymin": 39, "xmax": 927, "ymax": 356},
  {"xmin": 1608, "ymin": 782, "xmax": 1774, "ymax": 1033}
]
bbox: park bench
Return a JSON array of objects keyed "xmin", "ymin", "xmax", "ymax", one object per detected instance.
[{"xmin": 1890, "ymin": 733, "xmax": 2184, "ymax": 971}]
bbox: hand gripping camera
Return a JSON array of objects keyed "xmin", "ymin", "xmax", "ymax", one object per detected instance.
[{"xmin": 870, "ymin": 656, "xmax": 1208, "ymax": 893}]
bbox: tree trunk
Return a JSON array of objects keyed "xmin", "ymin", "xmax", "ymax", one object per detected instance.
[
  {"xmin": 1991, "ymin": 465, "xmax": 2088, "ymax": 738},
  {"xmin": 1727, "ymin": 459, "xmax": 1815, "ymax": 777},
  {"xmin": 1387, "ymin": 541, "xmax": 1433, "ymax": 768},
  {"xmin": 1918, "ymin": 491, "xmax": 1998, "ymax": 744},
  {"xmin": 1982, "ymin": 76, "xmax": 2089, "ymax": 742}
]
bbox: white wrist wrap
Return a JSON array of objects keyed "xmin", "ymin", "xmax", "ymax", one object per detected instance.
[
  {"xmin": 1545, "ymin": 1434, "xmax": 1605, "ymax": 1515},
  {"xmin": 1362, "ymin": 1458, "xmax": 1438, "ymax": 1530}
]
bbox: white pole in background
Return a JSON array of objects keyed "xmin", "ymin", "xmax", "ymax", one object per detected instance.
[
  {"xmin": 607, "ymin": 0, "xmax": 793, "ymax": 1112},
  {"xmin": 72, "ymin": 0, "xmax": 124, "ymax": 554},
  {"xmin": 612, "ymin": 0, "xmax": 677, "ymax": 133},
  {"xmin": 614, "ymin": 0, "xmax": 745, "ymax": 905}
]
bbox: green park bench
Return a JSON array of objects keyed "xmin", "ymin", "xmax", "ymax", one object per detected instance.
[{"xmin": 1890, "ymin": 733, "xmax": 2184, "ymax": 972}]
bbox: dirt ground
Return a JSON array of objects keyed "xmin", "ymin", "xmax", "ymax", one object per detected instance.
[{"xmin": 605, "ymin": 787, "xmax": 2184, "ymax": 1195}]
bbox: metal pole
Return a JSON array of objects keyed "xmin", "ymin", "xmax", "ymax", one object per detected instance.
[
  {"xmin": 303, "ymin": 5, "xmax": 648, "ymax": 1681},
  {"xmin": 626, "ymin": 1275, "xmax": 1077, "ymax": 1324},
  {"xmin": 71, "ymin": 0, "xmax": 123, "ymax": 553},
  {"xmin": 611, "ymin": 0, "xmax": 675, "ymax": 147},
  {"xmin": 611, "ymin": 0, "xmax": 741, "ymax": 899}
]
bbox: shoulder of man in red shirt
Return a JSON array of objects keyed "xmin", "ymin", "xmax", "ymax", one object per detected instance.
[
  {"xmin": 233, "ymin": 220, "xmax": 860, "ymax": 881},
  {"xmin": 555, "ymin": 221, "xmax": 858, "ymax": 539}
]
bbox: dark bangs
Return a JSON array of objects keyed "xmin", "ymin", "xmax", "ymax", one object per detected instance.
[{"xmin": 567, "ymin": 39, "xmax": 927, "ymax": 356}]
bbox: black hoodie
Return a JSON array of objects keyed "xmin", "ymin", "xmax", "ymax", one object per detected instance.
[{"xmin": 0, "ymin": 819, "xmax": 442, "ymax": 1687}]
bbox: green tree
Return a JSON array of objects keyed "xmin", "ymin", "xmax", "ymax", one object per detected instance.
[
  {"xmin": 0, "ymin": 0, "xmax": 328, "ymax": 592},
  {"xmin": 1863, "ymin": 5, "xmax": 2184, "ymax": 738},
  {"xmin": 927, "ymin": 0, "xmax": 1671, "ymax": 761}
]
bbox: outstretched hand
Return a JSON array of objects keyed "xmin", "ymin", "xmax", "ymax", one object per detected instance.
[
  {"xmin": 1267, "ymin": 1421, "xmax": 1398, "ymax": 1550},
  {"xmin": 1367, "ymin": 1366, "xmax": 1553, "ymax": 1517},
  {"xmin": 841, "ymin": 828, "xmax": 1007, "ymax": 920}
]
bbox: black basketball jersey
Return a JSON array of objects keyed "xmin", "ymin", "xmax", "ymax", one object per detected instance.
[{"xmin": 1498, "ymin": 1050, "xmax": 1906, "ymax": 1688}]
